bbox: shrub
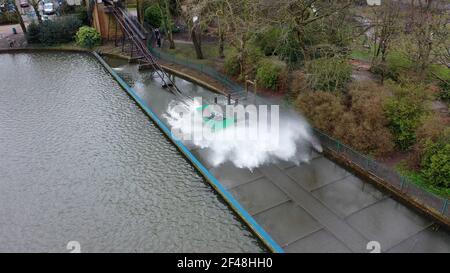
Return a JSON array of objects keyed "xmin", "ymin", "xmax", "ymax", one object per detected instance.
[
  {"xmin": 334, "ymin": 81, "xmax": 395, "ymax": 156},
  {"xmin": 438, "ymin": 81, "xmax": 450, "ymax": 103},
  {"xmin": 384, "ymin": 83, "xmax": 427, "ymax": 151},
  {"xmin": 76, "ymin": 6, "xmax": 89, "ymax": 25},
  {"xmin": 242, "ymin": 44, "xmax": 264, "ymax": 79},
  {"xmin": 305, "ymin": 57, "xmax": 352, "ymax": 92},
  {"xmin": 59, "ymin": 17, "xmax": 83, "ymax": 42},
  {"xmin": 60, "ymin": 0, "xmax": 77, "ymax": 14},
  {"xmin": 385, "ymin": 51, "xmax": 414, "ymax": 81},
  {"xmin": 421, "ymin": 131, "xmax": 450, "ymax": 188},
  {"xmin": 297, "ymin": 81, "xmax": 395, "ymax": 157},
  {"xmin": 30, "ymin": 17, "xmax": 82, "ymax": 45},
  {"xmin": 409, "ymin": 114, "xmax": 449, "ymax": 169},
  {"xmin": 296, "ymin": 91, "xmax": 346, "ymax": 134},
  {"xmin": 289, "ymin": 70, "xmax": 309, "ymax": 97},
  {"xmin": 224, "ymin": 45, "xmax": 263, "ymax": 79},
  {"xmin": 255, "ymin": 60, "xmax": 285, "ymax": 90},
  {"xmin": 26, "ymin": 22, "xmax": 41, "ymax": 44},
  {"xmin": 142, "ymin": 0, "xmax": 155, "ymax": 12},
  {"xmin": 277, "ymin": 30, "xmax": 303, "ymax": 66},
  {"xmin": 144, "ymin": 4, "xmax": 162, "ymax": 28},
  {"xmin": 223, "ymin": 51, "xmax": 240, "ymax": 77},
  {"xmin": 75, "ymin": 26, "xmax": 101, "ymax": 48},
  {"xmin": 253, "ymin": 27, "xmax": 282, "ymax": 56}
]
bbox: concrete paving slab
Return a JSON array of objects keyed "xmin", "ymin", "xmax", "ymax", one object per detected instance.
[
  {"xmin": 387, "ymin": 226, "xmax": 450, "ymax": 253},
  {"xmin": 312, "ymin": 175, "xmax": 384, "ymax": 218},
  {"xmin": 346, "ymin": 198, "xmax": 431, "ymax": 251},
  {"xmin": 209, "ymin": 162, "xmax": 263, "ymax": 189},
  {"xmin": 181, "ymin": 140, "xmax": 201, "ymax": 151},
  {"xmin": 286, "ymin": 157, "xmax": 350, "ymax": 191},
  {"xmin": 190, "ymin": 147, "xmax": 215, "ymax": 170},
  {"xmin": 275, "ymin": 150, "xmax": 323, "ymax": 170},
  {"xmin": 253, "ymin": 201, "xmax": 322, "ymax": 246},
  {"xmin": 259, "ymin": 165, "xmax": 369, "ymax": 252},
  {"xmin": 229, "ymin": 178, "xmax": 290, "ymax": 215},
  {"xmin": 284, "ymin": 229, "xmax": 352, "ymax": 253}
]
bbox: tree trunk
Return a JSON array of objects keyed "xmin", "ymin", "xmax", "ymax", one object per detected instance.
[
  {"xmin": 12, "ymin": 2, "xmax": 27, "ymax": 34},
  {"xmin": 162, "ymin": 0, "xmax": 175, "ymax": 49},
  {"xmin": 32, "ymin": 3, "xmax": 42, "ymax": 24},
  {"xmin": 218, "ymin": 30, "xmax": 225, "ymax": 59},
  {"xmin": 167, "ymin": 29, "xmax": 175, "ymax": 49},
  {"xmin": 136, "ymin": 0, "xmax": 143, "ymax": 24},
  {"xmin": 191, "ymin": 25, "xmax": 203, "ymax": 59}
]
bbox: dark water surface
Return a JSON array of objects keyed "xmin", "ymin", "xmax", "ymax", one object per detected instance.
[{"xmin": 0, "ymin": 52, "xmax": 264, "ymax": 252}]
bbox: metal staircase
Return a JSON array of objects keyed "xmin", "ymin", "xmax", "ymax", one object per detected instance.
[{"xmin": 103, "ymin": 0, "xmax": 183, "ymax": 97}]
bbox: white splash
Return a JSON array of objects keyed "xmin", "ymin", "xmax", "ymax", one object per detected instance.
[{"xmin": 164, "ymin": 98, "xmax": 322, "ymax": 170}]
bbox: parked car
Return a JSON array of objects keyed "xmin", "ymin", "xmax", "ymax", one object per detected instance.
[
  {"xmin": 43, "ymin": 2, "xmax": 55, "ymax": 15},
  {"xmin": 20, "ymin": 0, "xmax": 29, "ymax": 8}
]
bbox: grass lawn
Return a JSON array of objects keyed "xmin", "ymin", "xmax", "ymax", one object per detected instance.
[
  {"xmin": 350, "ymin": 48, "xmax": 373, "ymax": 62},
  {"xmin": 161, "ymin": 41, "xmax": 233, "ymax": 68},
  {"xmin": 397, "ymin": 165, "xmax": 450, "ymax": 199}
]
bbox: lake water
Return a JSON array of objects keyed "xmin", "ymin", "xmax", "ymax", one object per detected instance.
[{"xmin": 0, "ymin": 52, "xmax": 264, "ymax": 252}]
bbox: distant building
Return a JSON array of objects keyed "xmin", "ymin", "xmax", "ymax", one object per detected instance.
[{"xmin": 367, "ymin": 0, "xmax": 381, "ymax": 6}]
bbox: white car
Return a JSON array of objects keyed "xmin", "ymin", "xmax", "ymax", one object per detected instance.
[{"xmin": 43, "ymin": 2, "xmax": 55, "ymax": 15}]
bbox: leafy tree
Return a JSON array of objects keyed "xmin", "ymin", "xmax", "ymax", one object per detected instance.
[
  {"xmin": 421, "ymin": 131, "xmax": 450, "ymax": 188},
  {"xmin": 144, "ymin": 4, "xmax": 162, "ymax": 28}
]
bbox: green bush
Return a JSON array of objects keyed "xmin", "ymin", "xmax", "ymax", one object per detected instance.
[
  {"xmin": 60, "ymin": 0, "xmax": 77, "ymax": 14},
  {"xmin": 223, "ymin": 51, "xmax": 240, "ymax": 76},
  {"xmin": 26, "ymin": 22, "xmax": 41, "ymax": 44},
  {"xmin": 384, "ymin": 84, "xmax": 426, "ymax": 151},
  {"xmin": 253, "ymin": 27, "xmax": 282, "ymax": 56},
  {"xmin": 255, "ymin": 60, "xmax": 285, "ymax": 90},
  {"xmin": 141, "ymin": 0, "xmax": 154, "ymax": 12},
  {"xmin": 224, "ymin": 45, "xmax": 263, "ymax": 79},
  {"xmin": 386, "ymin": 51, "xmax": 414, "ymax": 81},
  {"xmin": 305, "ymin": 57, "xmax": 352, "ymax": 92},
  {"xmin": 76, "ymin": 6, "xmax": 89, "ymax": 25},
  {"xmin": 29, "ymin": 17, "xmax": 82, "ymax": 45},
  {"xmin": 277, "ymin": 30, "xmax": 303, "ymax": 66},
  {"xmin": 438, "ymin": 81, "xmax": 450, "ymax": 103},
  {"xmin": 421, "ymin": 135, "xmax": 450, "ymax": 188},
  {"xmin": 144, "ymin": 4, "xmax": 162, "ymax": 28},
  {"xmin": 75, "ymin": 26, "xmax": 101, "ymax": 49}
]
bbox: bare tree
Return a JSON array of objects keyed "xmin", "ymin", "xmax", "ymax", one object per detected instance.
[
  {"xmin": 402, "ymin": 0, "xmax": 449, "ymax": 77},
  {"xmin": 203, "ymin": 0, "xmax": 228, "ymax": 58},
  {"xmin": 160, "ymin": 0, "xmax": 175, "ymax": 49},
  {"xmin": 29, "ymin": 0, "xmax": 43, "ymax": 24},
  {"xmin": 136, "ymin": 0, "xmax": 143, "ymax": 24},
  {"xmin": 264, "ymin": 0, "xmax": 353, "ymax": 61},
  {"xmin": 370, "ymin": 0, "xmax": 401, "ymax": 83},
  {"xmin": 177, "ymin": 0, "xmax": 206, "ymax": 59},
  {"xmin": 217, "ymin": 0, "xmax": 263, "ymax": 76}
]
